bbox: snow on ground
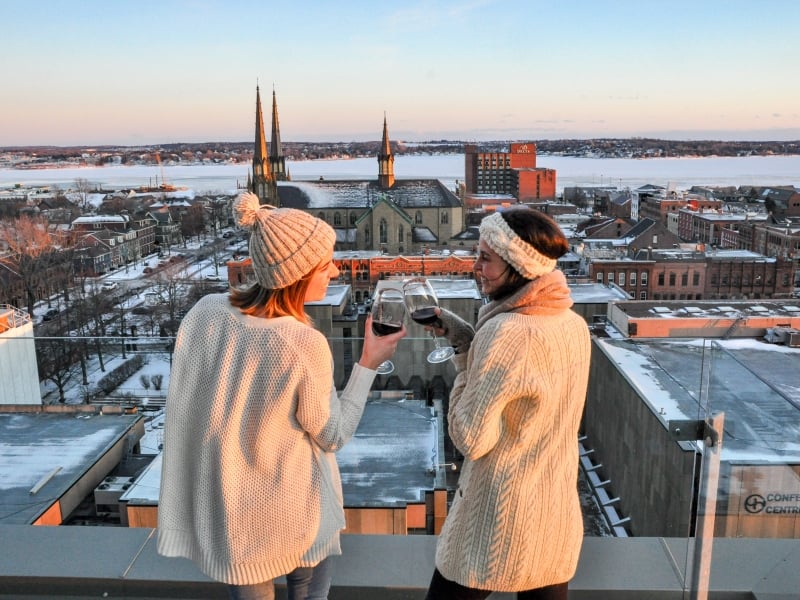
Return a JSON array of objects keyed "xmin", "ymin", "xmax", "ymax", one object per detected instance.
[{"xmin": 35, "ymin": 234, "xmax": 245, "ymax": 405}]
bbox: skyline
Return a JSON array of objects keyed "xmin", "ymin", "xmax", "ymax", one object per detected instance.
[{"xmin": 2, "ymin": 1, "xmax": 799, "ymax": 147}]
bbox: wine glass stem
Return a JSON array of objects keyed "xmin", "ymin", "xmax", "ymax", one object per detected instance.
[{"xmin": 431, "ymin": 332, "xmax": 442, "ymax": 349}]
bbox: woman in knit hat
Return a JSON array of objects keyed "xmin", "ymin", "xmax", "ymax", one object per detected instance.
[
  {"xmin": 423, "ymin": 207, "xmax": 591, "ymax": 600},
  {"xmin": 157, "ymin": 191, "xmax": 405, "ymax": 600}
]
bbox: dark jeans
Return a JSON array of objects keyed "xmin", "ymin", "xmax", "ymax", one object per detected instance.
[
  {"xmin": 228, "ymin": 556, "xmax": 334, "ymax": 600},
  {"xmin": 424, "ymin": 568, "xmax": 568, "ymax": 600}
]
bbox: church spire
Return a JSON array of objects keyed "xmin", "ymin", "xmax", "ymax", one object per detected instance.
[
  {"xmin": 269, "ymin": 87, "xmax": 288, "ymax": 181},
  {"xmin": 377, "ymin": 112, "xmax": 395, "ymax": 189},
  {"xmin": 251, "ymin": 84, "xmax": 278, "ymax": 206}
]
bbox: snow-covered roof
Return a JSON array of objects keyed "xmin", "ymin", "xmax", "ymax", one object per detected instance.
[
  {"xmin": 596, "ymin": 337, "xmax": 800, "ymax": 463},
  {"xmin": 0, "ymin": 412, "xmax": 143, "ymax": 524},
  {"xmin": 278, "ymin": 179, "xmax": 459, "ymax": 211}
]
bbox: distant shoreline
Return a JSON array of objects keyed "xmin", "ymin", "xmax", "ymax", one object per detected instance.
[{"xmin": 2, "ymin": 137, "xmax": 800, "ymax": 168}]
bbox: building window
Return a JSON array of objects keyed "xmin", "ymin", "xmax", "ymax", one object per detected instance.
[
  {"xmin": 681, "ymin": 272, "xmax": 688, "ymax": 286},
  {"xmin": 618, "ymin": 272, "xmax": 625, "ymax": 286},
  {"xmin": 630, "ymin": 272, "xmax": 637, "ymax": 286},
  {"xmin": 607, "ymin": 272, "xmax": 614, "ymax": 284},
  {"xmin": 669, "ymin": 272, "xmax": 676, "ymax": 286},
  {"xmin": 398, "ymin": 225, "xmax": 404, "ymax": 243},
  {"xmin": 658, "ymin": 273, "xmax": 665, "ymax": 285},
  {"xmin": 640, "ymin": 291, "xmax": 647, "ymax": 300},
  {"xmin": 350, "ymin": 213, "xmax": 357, "ymax": 225},
  {"xmin": 596, "ymin": 272, "xmax": 603, "ymax": 283},
  {"xmin": 441, "ymin": 212, "xmax": 448, "ymax": 224},
  {"xmin": 334, "ymin": 212, "xmax": 342, "ymax": 226},
  {"xmin": 693, "ymin": 271, "xmax": 700, "ymax": 286},
  {"xmin": 641, "ymin": 272, "xmax": 648, "ymax": 285},
  {"xmin": 379, "ymin": 219, "xmax": 387, "ymax": 244},
  {"xmin": 415, "ymin": 211, "xmax": 423, "ymax": 224}
]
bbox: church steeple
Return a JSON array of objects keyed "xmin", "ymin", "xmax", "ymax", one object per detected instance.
[
  {"xmin": 269, "ymin": 88, "xmax": 288, "ymax": 181},
  {"xmin": 377, "ymin": 112, "xmax": 395, "ymax": 189},
  {"xmin": 251, "ymin": 85, "xmax": 279, "ymax": 206}
]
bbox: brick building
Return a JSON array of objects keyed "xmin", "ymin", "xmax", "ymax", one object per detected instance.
[
  {"xmin": 587, "ymin": 248, "xmax": 793, "ymax": 301},
  {"xmin": 464, "ymin": 142, "xmax": 556, "ymax": 201}
]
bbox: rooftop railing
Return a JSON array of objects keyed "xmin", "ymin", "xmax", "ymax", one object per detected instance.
[{"xmin": 1, "ymin": 331, "xmax": 799, "ymax": 599}]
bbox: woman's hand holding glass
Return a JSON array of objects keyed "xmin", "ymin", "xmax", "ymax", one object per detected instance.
[
  {"xmin": 363, "ymin": 289, "xmax": 406, "ymax": 374},
  {"xmin": 402, "ymin": 277, "xmax": 456, "ymax": 363}
]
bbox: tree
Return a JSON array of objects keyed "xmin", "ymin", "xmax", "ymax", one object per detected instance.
[
  {"xmin": 0, "ymin": 215, "xmax": 66, "ymax": 316},
  {"xmin": 36, "ymin": 338, "xmax": 82, "ymax": 404},
  {"xmin": 73, "ymin": 178, "xmax": 93, "ymax": 212},
  {"xmin": 179, "ymin": 204, "xmax": 206, "ymax": 243}
]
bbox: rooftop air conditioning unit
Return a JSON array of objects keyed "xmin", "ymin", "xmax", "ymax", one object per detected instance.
[
  {"xmin": 764, "ymin": 326, "xmax": 800, "ymax": 347},
  {"xmin": 788, "ymin": 329, "xmax": 800, "ymax": 348},
  {"xmin": 94, "ymin": 476, "xmax": 133, "ymax": 515}
]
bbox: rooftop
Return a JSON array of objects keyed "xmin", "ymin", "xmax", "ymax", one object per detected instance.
[{"xmin": 595, "ymin": 336, "xmax": 800, "ymax": 463}]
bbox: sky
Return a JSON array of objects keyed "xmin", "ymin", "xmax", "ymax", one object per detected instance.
[{"xmin": 1, "ymin": 0, "xmax": 799, "ymax": 146}]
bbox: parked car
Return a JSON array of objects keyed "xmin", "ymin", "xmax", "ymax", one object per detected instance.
[
  {"xmin": 101, "ymin": 281, "xmax": 118, "ymax": 291},
  {"xmin": 41, "ymin": 308, "xmax": 59, "ymax": 321}
]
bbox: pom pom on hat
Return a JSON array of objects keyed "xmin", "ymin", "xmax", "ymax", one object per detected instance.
[{"xmin": 233, "ymin": 192, "xmax": 336, "ymax": 289}]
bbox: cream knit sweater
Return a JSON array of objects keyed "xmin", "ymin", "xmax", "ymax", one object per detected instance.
[
  {"xmin": 435, "ymin": 270, "xmax": 591, "ymax": 591},
  {"xmin": 157, "ymin": 294, "xmax": 375, "ymax": 585}
]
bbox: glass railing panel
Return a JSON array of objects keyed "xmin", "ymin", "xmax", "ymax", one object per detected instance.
[
  {"xmin": 685, "ymin": 337, "xmax": 800, "ymax": 599},
  {"xmin": 1, "ymin": 330, "xmax": 613, "ymax": 536}
]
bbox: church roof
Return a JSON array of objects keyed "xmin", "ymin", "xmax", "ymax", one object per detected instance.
[
  {"xmin": 412, "ymin": 226, "xmax": 438, "ymax": 243},
  {"xmin": 277, "ymin": 179, "xmax": 460, "ymax": 210}
]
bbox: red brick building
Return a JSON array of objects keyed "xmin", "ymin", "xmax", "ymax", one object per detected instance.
[
  {"xmin": 589, "ymin": 259, "xmax": 654, "ymax": 300},
  {"xmin": 464, "ymin": 142, "xmax": 556, "ymax": 201},
  {"xmin": 228, "ymin": 251, "xmax": 478, "ymax": 304}
]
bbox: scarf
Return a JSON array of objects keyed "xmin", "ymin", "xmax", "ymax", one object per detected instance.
[{"xmin": 476, "ymin": 270, "xmax": 574, "ymax": 332}]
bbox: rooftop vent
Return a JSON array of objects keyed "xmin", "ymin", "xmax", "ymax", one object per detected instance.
[
  {"xmin": 763, "ymin": 326, "xmax": 800, "ymax": 347},
  {"xmin": 94, "ymin": 476, "xmax": 133, "ymax": 517}
]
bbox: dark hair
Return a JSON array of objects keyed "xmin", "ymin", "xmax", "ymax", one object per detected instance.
[{"xmin": 487, "ymin": 207, "xmax": 569, "ymax": 301}]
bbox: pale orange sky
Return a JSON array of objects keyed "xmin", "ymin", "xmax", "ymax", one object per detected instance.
[{"xmin": 2, "ymin": 0, "xmax": 799, "ymax": 146}]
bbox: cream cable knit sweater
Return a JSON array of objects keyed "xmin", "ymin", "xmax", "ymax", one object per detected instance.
[
  {"xmin": 435, "ymin": 270, "xmax": 591, "ymax": 592},
  {"xmin": 157, "ymin": 294, "xmax": 375, "ymax": 585}
]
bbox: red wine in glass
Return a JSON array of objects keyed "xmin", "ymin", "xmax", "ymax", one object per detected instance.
[
  {"xmin": 370, "ymin": 288, "xmax": 405, "ymax": 375},
  {"xmin": 410, "ymin": 307, "xmax": 439, "ymax": 326},
  {"xmin": 402, "ymin": 277, "xmax": 455, "ymax": 364},
  {"xmin": 372, "ymin": 321, "xmax": 403, "ymax": 336}
]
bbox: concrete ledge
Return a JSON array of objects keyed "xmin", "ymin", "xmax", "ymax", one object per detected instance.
[{"xmin": 0, "ymin": 526, "xmax": 798, "ymax": 599}]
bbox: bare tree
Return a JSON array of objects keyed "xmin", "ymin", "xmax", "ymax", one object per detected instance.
[
  {"xmin": 37, "ymin": 338, "xmax": 82, "ymax": 404},
  {"xmin": 180, "ymin": 204, "xmax": 206, "ymax": 243},
  {"xmin": 73, "ymin": 178, "xmax": 94, "ymax": 212},
  {"xmin": 0, "ymin": 215, "xmax": 67, "ymax": 317}
]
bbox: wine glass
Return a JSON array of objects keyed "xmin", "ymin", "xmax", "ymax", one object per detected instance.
[
  {"xmin": 402, "ymin": 277, "xmax": 455, "ymax": 363},
  {"xmin": 370, "ymin": 288, "xmax": 405, "ymax": 375}
]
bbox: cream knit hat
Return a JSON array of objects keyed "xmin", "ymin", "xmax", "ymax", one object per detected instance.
[{"xmin": 233, "ymin": 192, "xmax": 336, "ymax": 289}]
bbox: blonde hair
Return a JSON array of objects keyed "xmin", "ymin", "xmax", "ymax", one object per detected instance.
[{"xmin": 229, "ymin": 261, "xmax": 323, "ymax": 325}]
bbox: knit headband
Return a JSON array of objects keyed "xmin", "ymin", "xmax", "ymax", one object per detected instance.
[{"xmin": 479, "ymin": 211, "xmax": 557, "ymax": 279}]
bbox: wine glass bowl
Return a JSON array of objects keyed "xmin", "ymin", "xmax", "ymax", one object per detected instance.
[
  {"xmin": 370, "ymin": 288, "xmax": 405, "ymax": 375},
  {"xmin": 402, "ymin": 277, "xmax": 455, "ymax": 363}
]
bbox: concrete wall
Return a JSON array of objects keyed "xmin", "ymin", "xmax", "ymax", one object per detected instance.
[
  {"xmin": 582, "ymin": 341, "xmax": 698, "ymax": 537},
  {"xmin": 2, "ymin": 526, "xmax": 799, "ymax": 599},
  {"xmin": 0, "ymin": 316, "xmax": 41, "ymax": 405}
]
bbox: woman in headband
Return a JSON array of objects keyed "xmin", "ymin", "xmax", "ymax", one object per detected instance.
[{"xmin": 425, "ymin": 207, "xmax": 591, "ymax": 600}]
